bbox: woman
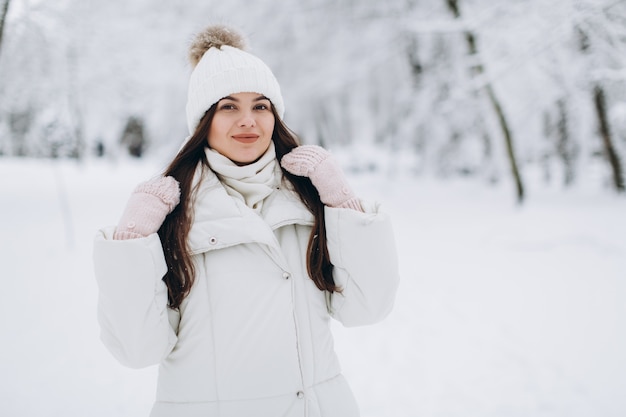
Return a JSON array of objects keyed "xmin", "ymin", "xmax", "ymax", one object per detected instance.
[{"xmin": 93, "ymin": 24, "xmax": 399, "ymax": 417}]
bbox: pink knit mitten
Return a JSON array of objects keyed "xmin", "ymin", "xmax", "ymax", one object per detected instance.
[
  {"xmin": 113, "ymin": 176, "xmax": 181, "ymax": 240},
  {"xmin": 281, "ymin": 145, "xmax": 362, "ymax": 211}
]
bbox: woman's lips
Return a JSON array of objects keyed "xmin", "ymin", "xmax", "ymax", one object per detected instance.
[{"xmin": 232, "ymin": 134, "xmax": 259, "ymax": 143}]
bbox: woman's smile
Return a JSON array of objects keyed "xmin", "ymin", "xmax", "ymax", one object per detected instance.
[{"xmin": 231, "ymin": 133, "xmax": 261, "ymax": 144}]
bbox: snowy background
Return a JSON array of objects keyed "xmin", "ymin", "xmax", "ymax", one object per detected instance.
[
  {"xmin": 1, "ymin": 0, "xmax": 626, "ymax": 416},
  {"xmin": 1, "ymin": 157, "xmax": 625, "ymax": 417}
]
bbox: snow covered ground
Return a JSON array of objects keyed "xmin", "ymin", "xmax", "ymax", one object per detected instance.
[{"xmin": 1, "ymin": 157, "xmax": 625, "ymax": 417}]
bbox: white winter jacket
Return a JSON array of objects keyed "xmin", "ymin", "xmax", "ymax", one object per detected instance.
[{"xmin": 93, "ymin": 168, "xmax": 400, "ymax": 417}]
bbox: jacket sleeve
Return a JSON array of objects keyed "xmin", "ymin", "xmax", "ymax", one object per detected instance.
[
  {"xmin": 93, "ymin": 226, "xmax": 179, "ymax": 368},
  {"xmin": 324, "ymin": 201, "xmax": 400, "ymax": 327}
]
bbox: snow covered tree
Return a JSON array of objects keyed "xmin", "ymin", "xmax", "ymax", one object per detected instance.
[
  {"xmin": 574, "ymin": 3, "xmax": 625, "ymax": 192},
  {"xmin": 443, "ymin": 0, "xmax": 524, "ymax": 202},
  {"xmin": 0, "ymin": 0, "xmax": 10, "ymax": 58}
]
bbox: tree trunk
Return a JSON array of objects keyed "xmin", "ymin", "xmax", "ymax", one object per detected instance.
[
  {"xmin": 593, "ymin": 85, "xmax": 625, "ymax": 192},
  {"xmin": 67, "ymin": 45, "xmax": 85, "ymax": 159},
  {"xmin": 445, "ymin": 0, "xmax": 524, "ymax": 203},
  {"xmin": 555, "ymin": 99, "xmax": 576, "ymax": 186},
  {"xmin": 0, "ymin": 0, "xmax": 11, "ymax": 58},
  {"xmin": 485, "ymin": 85, "xmax": 524, "ymax": 200}
]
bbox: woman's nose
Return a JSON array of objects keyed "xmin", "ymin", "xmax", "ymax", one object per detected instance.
[{"xmin": 238, "ymin": 112, "xmax": 256, "ymax": 127}]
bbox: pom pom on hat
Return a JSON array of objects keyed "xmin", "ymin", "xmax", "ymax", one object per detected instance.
[
  {"xmin": 185, "ymin": 24, "xmax": 285, "ymax": 135},
  {"xmin": 188, "ymin": 25, "xmax": 247, "ymax": 68}
]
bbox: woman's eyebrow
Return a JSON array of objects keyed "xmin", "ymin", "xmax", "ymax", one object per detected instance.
[{"xmin": 220, "ymin": 95, "xmax": 269, "ymax": 102}]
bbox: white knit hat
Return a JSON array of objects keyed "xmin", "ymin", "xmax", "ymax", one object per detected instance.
[{"xmin": 185, "ymin": 25, "xmax": 285, "ymax": 135}]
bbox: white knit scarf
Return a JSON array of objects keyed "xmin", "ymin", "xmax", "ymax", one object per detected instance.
[{"xmin": 205, "ymin": 142, "xmax": 278, "ymax": 212}]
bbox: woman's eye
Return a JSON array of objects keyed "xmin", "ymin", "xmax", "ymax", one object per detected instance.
[
  {"xmin": 254, "ymin": 104, "xmax": 269, "ymax": 111},
  {"xmin": 220, "ymin": 104, "xmax": 236, "ymax": 110}
]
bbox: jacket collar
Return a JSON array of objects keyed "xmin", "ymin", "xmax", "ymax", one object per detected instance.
[{"xmin": 187, "ymin": 167, "xmax": 314, "ymax": 255}]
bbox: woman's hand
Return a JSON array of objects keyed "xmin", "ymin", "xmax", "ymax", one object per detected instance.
[
  {"xmin": 114, "ymin": 176, "xmax": 181, "ymax": 240},
  {"xmin": 280, "ymin": 145, "xmax": 362, "ymax": 211}
]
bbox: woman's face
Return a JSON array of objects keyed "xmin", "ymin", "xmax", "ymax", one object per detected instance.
[{"xmin": 208, "ymin": 92, "xmax": 275, "ymax": 165}]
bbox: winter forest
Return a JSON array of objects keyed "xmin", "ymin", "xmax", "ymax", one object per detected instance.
[
  {"xmin": 1, "ymin": 0, "xmax": 625, "ymax": 199},
  {"xmin": 1, "ymin": 0, "xmax": 626, "ymax": 416}
]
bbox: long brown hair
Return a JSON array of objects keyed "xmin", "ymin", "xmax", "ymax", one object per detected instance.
[{"xmin": 158, "ymin": 103, "xmax": 338, "ymax": 309}]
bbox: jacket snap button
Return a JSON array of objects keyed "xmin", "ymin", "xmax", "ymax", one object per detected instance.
[
  {"xmin": 282, "ymin": 272, "xmax": 290, "ymax": 280},
  {"xmin": 209, "ymin": 237, "xmax": 218, "ymax": 245},
  {"xmin": 296, "ymin": 391, "xmax": 304, "ymax": 399},
  {"xmin": 127, "ymin": 221, "xmax": 136, "ymax": 229}
]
